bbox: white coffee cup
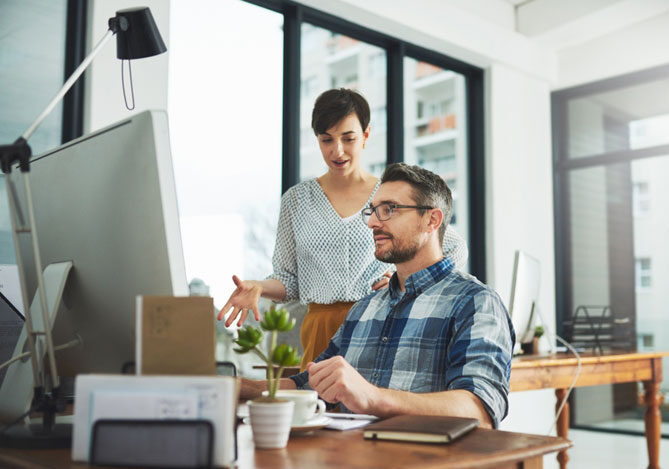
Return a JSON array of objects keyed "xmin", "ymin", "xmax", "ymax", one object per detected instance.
[{"xmin": 262, "ymin": 390, "xmax": 326, "ymax": 426}]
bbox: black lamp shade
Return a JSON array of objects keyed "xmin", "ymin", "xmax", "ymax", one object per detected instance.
[{"xmin": 112, "ymin": 7, "xmax": 167, "ymax": 60}]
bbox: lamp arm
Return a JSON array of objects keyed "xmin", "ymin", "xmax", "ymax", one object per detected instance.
[{"xmin": 22, "ymin": 29, "xmax": 115, "ymax": 141}]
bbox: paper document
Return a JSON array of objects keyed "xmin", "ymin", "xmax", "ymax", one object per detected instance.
[{"xmin": 324, "ymin": 412, "xmax": 378, "ymax": 431}]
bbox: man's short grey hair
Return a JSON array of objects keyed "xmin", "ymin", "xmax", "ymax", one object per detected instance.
[{"xmin": 380, "ymin": 163, "xmax": 452, "ymax": 245}]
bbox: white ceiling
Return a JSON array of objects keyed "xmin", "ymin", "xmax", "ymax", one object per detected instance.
[{"xmin": 507, "ymin": 0, "xmax": 669, "ymax": 51}]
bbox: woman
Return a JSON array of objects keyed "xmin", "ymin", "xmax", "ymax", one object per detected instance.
[{"xmin": 218, "ymin": 89, "xmax": 467, "ymax": 370}]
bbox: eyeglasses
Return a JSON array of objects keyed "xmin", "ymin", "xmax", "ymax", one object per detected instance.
[{"xmin": 361, "ymin": 202, "xmax": 433, "ymax": 224}]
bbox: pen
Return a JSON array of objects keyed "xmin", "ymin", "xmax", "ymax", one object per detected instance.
[{"xmin": 324, "ymin": 412, "xmax": 378, "ymax": 420}]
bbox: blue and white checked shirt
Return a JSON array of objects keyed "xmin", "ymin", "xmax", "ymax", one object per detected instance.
[{"xmin": 290, "ymin": 258, "xmax": 515, "ymax": 428}]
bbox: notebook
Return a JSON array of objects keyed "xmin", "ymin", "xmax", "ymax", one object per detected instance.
[
  {"xmin": 135, "ymin": 295, "xmax": 216, "ymax": 375},
  {"xmin": 363, "ymin": 415, "xmax": 479, "ymax": 444}
]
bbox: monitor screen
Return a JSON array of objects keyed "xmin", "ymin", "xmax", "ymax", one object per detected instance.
[
  {"xmin": 0, "ymin": 110, "xmax": 188, "ymax": 422},
  {"xmin": 508, "ymin": 250, "xmax": 540, "ymax": 345},
  {"xmin": 0, "ymin": 291, "xmax": 23, "ymax": 387}
]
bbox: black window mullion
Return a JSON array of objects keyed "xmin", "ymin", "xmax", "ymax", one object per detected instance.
[
  {"xmin": 387, "ymin": 42, "xmax": 404, "ymax": 165},
  {"xmin": 466, "ymin": 70, "xmax": 486, "ymax": 282},
  {"xmin": 552, "ymin": 93, "xmax": 571, "ymax": 339},
  {"xmin": 281, "ymin": 4, "xmax": 301, "ymax": 194},
  {"xmin": 61, "ymin": 0, "xmax": 87, "ymax": 144}
]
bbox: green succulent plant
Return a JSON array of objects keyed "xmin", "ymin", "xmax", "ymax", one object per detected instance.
[{"xmin": 233, "ymin": 306, "xmax": 301, "ymax": 399}]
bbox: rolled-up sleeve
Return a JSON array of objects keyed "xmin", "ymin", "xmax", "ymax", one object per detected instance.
[
  {"xmin": 290, "ymin": 323, "xmax": 344, "ymax": 389},
  {"xmin": 445, "ymin": 289, "xmax": 514, "ymax": 428},
  {"xmin": 266, "ymin": 187, "xmax": 299, "ymax": 301}
]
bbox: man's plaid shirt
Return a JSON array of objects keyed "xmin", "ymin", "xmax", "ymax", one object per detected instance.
[{"xmin": 291, "ymin": 258, "xmax": 515, "ymax": 427}]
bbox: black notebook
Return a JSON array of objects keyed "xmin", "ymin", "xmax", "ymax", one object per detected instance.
[{"xmin": 363, "ymin": 415, "xmax": 479, "ymax": 444}]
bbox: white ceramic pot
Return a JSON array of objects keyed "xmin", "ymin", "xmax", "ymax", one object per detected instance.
[{"xmin": 248, "ymin": 399, "xmax": 295, "ymax": 449}]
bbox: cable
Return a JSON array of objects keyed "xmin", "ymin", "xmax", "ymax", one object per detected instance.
[
  {"xmin": 534, "ymin": 305, "xmax": 582, "ymax": 436},
  {"xmin": 121, "ymin": 59, "xmax": 136, "ymax": 110},
  {"xmin": 0, "ymin": 335, "xmax": 81, "ymax": 434},
  {"xmin": 0, "ymin": 336, "xmax": 82, "ymax": 373}
]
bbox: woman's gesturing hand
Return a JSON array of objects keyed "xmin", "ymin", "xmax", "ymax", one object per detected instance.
[{"xmin": 217, "ymin": 275, "xmax": 262, "ymax": 327}]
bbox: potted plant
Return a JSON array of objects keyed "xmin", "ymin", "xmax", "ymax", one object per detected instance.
[
  {"xmin": 234, "ymin": 306, "xmax": 301, "ymax": 449},
  {"xmin": 520, "ymin": 325, "xmax": 545, "ymax": 355}
]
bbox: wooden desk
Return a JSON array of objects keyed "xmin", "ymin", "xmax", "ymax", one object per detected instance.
[
  {"xmin": 511, "ymin": 351, "xmax": 667, "ymax": 469},
  {"xmin": 0, "ymin": 424, "xmax": 569, "ymax": 469}
]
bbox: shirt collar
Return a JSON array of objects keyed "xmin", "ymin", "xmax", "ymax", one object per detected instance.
[{"xmin": 388, "ymin": 257, "xmax": 455, "ymax": 299}]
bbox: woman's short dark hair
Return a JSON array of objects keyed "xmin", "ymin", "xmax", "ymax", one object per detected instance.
[
  {"xmin": 380, "ymin": 163, "xmax": 452, "ymax": 245},
  {"xmin": 311, "ymin": 88, "xmax": 370, "ymax": 135}
]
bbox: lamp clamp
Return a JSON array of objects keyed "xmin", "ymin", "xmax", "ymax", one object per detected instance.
[
  {"xmin": 0, "ymin": 137, "xmax": 32, "ymax": 174},
  {"xmin": 108, "ymin": 15, "xmax": 129, "ymax": 33}
]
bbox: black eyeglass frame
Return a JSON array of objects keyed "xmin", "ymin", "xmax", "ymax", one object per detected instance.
[{"xmin": 361, "ymin": 202, "xmax": 434, "ymax": 223}]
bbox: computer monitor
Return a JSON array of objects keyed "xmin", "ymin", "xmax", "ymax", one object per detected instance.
[
  {"xmin": 0, "ymin": 110, "xmax": 188, "ymax": 425},
  {"xmin": 508, "ymin": 250, "xmax": 540, "ymax": 350}
]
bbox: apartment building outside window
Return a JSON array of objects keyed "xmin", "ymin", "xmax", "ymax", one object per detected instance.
[{"xmin": 635, "ymin": 258, "xmax": 652, "ymax": 291}]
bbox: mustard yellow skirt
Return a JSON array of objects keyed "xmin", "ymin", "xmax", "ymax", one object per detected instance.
[{"xmin": 300, "ymin": 302, "xmax": 354, "ymax": 371}]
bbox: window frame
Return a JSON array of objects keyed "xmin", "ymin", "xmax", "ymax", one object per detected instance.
[
  {"xmin": 62, "ymin": 0, "xmax": 88, "ymax": 144},
  {"xmin": 243, "ymin": 0, "xmax": 486, "ymax": 280},
  {"xmin": 552, "ymin": 62, "xmax": 669, "ymax": 439}
]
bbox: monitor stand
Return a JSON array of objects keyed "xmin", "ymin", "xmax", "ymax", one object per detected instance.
[{"xmin": 0, "ymin": 262, "xmax": 73, "ymax": 449}]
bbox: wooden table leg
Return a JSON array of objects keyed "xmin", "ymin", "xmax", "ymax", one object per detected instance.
[
  {"xmin": 643, "ymin": 380, "xmax": 661, "ymax": 469},
  {"xmin": 555, "ymin": 388, "xmax": 570, "ymax": 469}
]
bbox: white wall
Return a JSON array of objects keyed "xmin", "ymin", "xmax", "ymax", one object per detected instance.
[
  {"xmin": 84, "ymin": 0, "xmax": 170, "ymax": 133},
  {"xmin": 485, "ymin": 64, "xmax": 560, "ymax": 465},
  {"xmin": 557, "ymin": 11, "xmax": 669, "ymax": 89}
]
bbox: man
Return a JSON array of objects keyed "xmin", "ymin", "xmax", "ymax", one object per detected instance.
[{"xmin": 242, "ymin": 163, "xmax": 514, "ymax": 428}]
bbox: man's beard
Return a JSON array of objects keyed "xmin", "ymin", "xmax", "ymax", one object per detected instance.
[{"xmin": 374, "ymin": 231, "xmax": 420, "ymax": 264}]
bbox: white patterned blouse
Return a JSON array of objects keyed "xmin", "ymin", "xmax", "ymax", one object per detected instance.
[{"xmin": 267, "ymin": 179, "xmax": 468, "ymax": 304}]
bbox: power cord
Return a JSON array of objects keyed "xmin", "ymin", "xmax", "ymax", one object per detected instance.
[
  {"xmin": 534, "ymin": 305, "xmax": 581, "ymax": 436},
  {"xmin": 0, "ymin": 336, "xmax": 82, "ymax": 373}
]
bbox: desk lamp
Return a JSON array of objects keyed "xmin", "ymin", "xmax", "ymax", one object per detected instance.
[{"xmin": 0, "ymin": 7, "xmax": 166, "ymax": 448}]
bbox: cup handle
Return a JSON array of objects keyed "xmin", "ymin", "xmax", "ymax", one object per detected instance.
[{"xmin": 315, "ymin": 399, "xmax": 326, "ymax": 418}]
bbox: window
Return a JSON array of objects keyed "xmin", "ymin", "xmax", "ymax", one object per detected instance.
[
  {"xmin": 0, "ymin": 0, "xmax": 82, "ymax": 315},
  {"xmin": 299, "ymin": 24, "xmax": 387, "ymax": 180},
  {"xmin": 404, "ymin": 58, "xmax": 467, "ymax": 244},
  {"xmin": 369, "ymin": 52, "xmax": 385, "ymax": 78},
  {"xmin": 0, "ymin": 0, "xmax": 68, "ymax": 154},
  {"xmin": 302, "ymin": 75, "xmax": 318, "ymax": 99},
  {"xmin": 168, "ymin": 0, "xmax": 283, "ymax": 315},
  {"xmin": 635, "ymin": 258, "xmax": 652, "ymax": 291},
  {"xmin": 632, "ymin": 181, "xmax": 650, "ymax": 216},
  {"xmin": 244, "ymin": 0, "xmax": 486, "ymax": 278},
  {"xmin": 554, "ymin": 64, "xmax": 669, "ymax": 437}
]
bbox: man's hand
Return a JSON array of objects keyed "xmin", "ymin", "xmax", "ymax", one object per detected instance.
[
  {"xmin": 306, "ymin": 356, "xmax": 380, "ymax": 414},
  {"xmin": 217, "ymin": 275, "xmax": 262, "ymax": 326}
]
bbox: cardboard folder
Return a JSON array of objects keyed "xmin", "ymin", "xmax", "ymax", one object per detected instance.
[{"xmin": 135, "ymin": 296, "xmax": 216, "ymax": 375}]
